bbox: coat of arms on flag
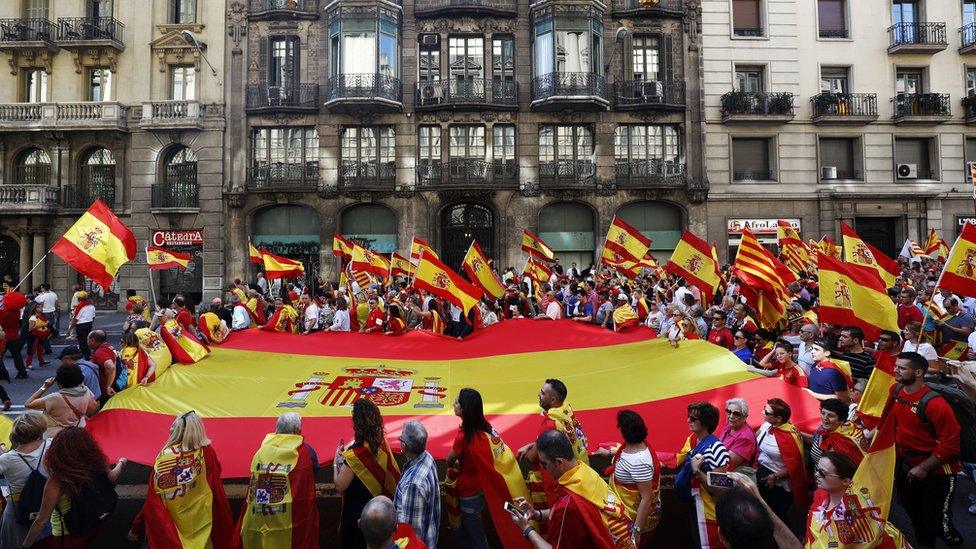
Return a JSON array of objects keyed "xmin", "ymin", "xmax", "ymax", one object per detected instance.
[{"xmin": 319, "ymin": 367, "xmax": 428, "ymax": 408}]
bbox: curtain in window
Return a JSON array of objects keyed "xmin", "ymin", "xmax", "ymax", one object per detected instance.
[
  {"xmin": 556, "ymin": 31, "xmax": 589, "ymax": 73},
  {"xmin": 535, "ymin": 30, "xmax": 553, "ymax": 76},
  {"xmin": 344, "ymin": 32, "xmax": 375, "ymax": 75}
]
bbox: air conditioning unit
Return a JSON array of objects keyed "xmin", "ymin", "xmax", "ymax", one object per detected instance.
[
  {"xmin": 821, "ymin": 166, "xmax": 837, "ymax": 180},
  {"xmin": 896, "ymin": 163, "xmax": 917, "ymax": 179},
  {"xmin": 421, "ymin": 34, "xmax": 439, "ymax": 47}
]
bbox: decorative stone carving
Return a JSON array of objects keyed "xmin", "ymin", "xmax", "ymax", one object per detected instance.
[
  {"xmin": 151, "ymin": 25, "xmax": 207, "ymax": 72},
  {"xmin": 70, "ymin": 48, "xmax": 119, "ymax": 73},
  {"xmin": 225, "ymin": 192, "xmax": 246, "ymax": 208},
  {"xmin": 437, "ymin": 189, "xmax": 493, "ymax": 203},
  {"xmin": 520, "ymin": 181, "xmax": 541, "ymax": 197},
  {"xmin": 227, "ymin": 1, "xmax": 248, "ymax": 49},
  {"xmin": 317, "ymin": 185, "xmax": 340, "ymax": 199},
  {"xmin": 685, "ymin": 176, "xmax": 708, "ymax": 204},
  {"xmin": 5, "ymin": 48, "xmax": 57, "ymax": 75}
]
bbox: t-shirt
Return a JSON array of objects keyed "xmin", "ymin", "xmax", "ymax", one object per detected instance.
[
  {"xmin": 0, "ymin": 439, "xmax": 50, "ymax": 494},
  {"xmin": 756, "ymin": 423, "xmax": 790, "ymax": 490},
  {"xmin": 808, "ymin": 363, "xmax": 847, "ymax": 395},
  {"xmin": 35, "ymin": 291, "xmax": 58, "ymax": 314},
  {"xmin": 90, "ymin": 343, "xmax": 116, "ymax": 393},
  {"xmin": 451, "ymin": 429, "xmax": 482, "ymax": 497},
  {"xmin": 892, "ymin": 385, "xmax": 961, "ymax": 473},
  {"xmin": 304, "ymin": 303, "xmax": 320, "ymax": 331},
  {"xmin": 942, "ymin": 312, "xmax": 975, "ymax": 343},
  {"xmin": 719, "ymin": 424, "xmax": 758, "ymax": 466},
  {"xmin": 838, "ymin": 350, "xmax": 875, "ymax": 381},
  {"xmin": 76, "ymin": 359, "xmax": 102, "ymax": 399},
  {"xmin": 548, "ymin": 487, "xmax": 603, "ymax": 549},
  {"xmin": 41, "ymin": 389, "xmax": 96, "ymax": 428},
  {"xmin": 707, "ymin": 327, "xmax": 734, "ymax": 350},
  {"xmin": 613, "ymin": 448, "xmax": 655, "ymax": 484},
  {"xmin": 897, "ymin": 304, "xmax": 924, "ymax": 329},
  {"xmin": 74, "ymin": 304, "xmax": 96, "ymax": 324},
  {"xmin": 595, "ymin": 302, "xmax": 614, "ymax": 326},
  {"xmin": 902, "ymin": 341, "xmax": 938, "ymax": 361}
]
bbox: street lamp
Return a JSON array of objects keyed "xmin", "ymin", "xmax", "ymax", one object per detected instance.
[{"xmin": 180, "ymin": 29, "xmax": 222, "ymax": 87}]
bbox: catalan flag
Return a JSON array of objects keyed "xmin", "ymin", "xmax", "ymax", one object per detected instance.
[
  {"xmin": 732, "ymin": 229, "xmax": 795, "ymax": 329},
  {"xmin": 603, "ymin": 216, "xmax": 651, "ymax": 263},
  {"xmin": 922, "ymin": 228, "xmax": 939, "ymax": 256},
  {"xmin": 777, "ymin": 220, "xmax": 810, "ymax": 274},
  {"xmin": 463, "ymin": 241, "xmax": 505, "ymax": 299},
  {"xmin": 262, "ymin": 249, "xmax": 305, "ymax": 280},
  {"xmin": 409, "ymin": 237, "xmax": 438, "ymax": 264},
  {"xmin": 146, "ymin": 246, "xmax": 191, "ymax": 271},
  {"xmin": 841, "ymin": 222, "xmax": 900, "ymax": 288},
  {"xmin": 332, "ymin": 232, "xmax": 354, "ymax": 259},
  {"xmin": 351, "ymin": 244, "xmax": 391, "ymax": 282},
  {"xmin": 522, "ymin": 256, "xmax": 554, "ymax": 283},
  {"xmin": 413, "ymin": 252, "xmax": 483, "ymax": 314},
  {"xmin": 664, "ymin": 231, "xmax": 721, "ymax": 298},
  {"xmin": 51, "ymin": 199, "xmax": 136, "ymax": 289},
  {"xmin": 521, "ymin": 229, "xmax": 556, "ymax": 262},
  {"xmin": 604, "ymin": 253, "xmax": 657, "ymax": 279},
  {"xmin": 936, "ymin": 221, "xmax": 976, "ymax": 298},
  {"xmin": 390, "ymin": 252, "xmax": 414, "ymax": 279},
  {"xmin": 248, "ymin": 241, "xmax": 263, "ymax": 265},
  {"xmin": 816, "ymin": 252, "xmax": 898, "ymax": 341}
]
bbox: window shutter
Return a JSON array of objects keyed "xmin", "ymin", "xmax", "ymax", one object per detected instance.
[
  {"xmin": 258, "ymin": 36, "xmax": 269, "ymax": 83},
  {"xmin": 287, "ymin": 36, "xmax": 300, "ymax": 87},
  {"xmin": 732, "ymin": 138, "xmax": 768, "ymax": 174},
  {"xmin": 732, "ymin": 0, "xmax": 761, "ymax": 30},
  {"xmin": 664, "ymin": 35, "xmax": 674, "ymax": 81}
]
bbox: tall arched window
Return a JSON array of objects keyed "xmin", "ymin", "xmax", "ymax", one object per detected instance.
[
  {"xmin": 539, "ymin": 202, "xmax": 595, "ymax": 269},
  {"xmin": 616, "ymin": 201, "xmax": 683, "ymax": 261},
  {"xmin": 72, "ymin": 147, "xmax": 116, "ymax": 207},
  {"xmin": 155, "ymin": 145, "xmax": 198, "ymax": 208},
  {"xmin": 13, "ymin": 148, "xmax": 51, "ymax": 186}
]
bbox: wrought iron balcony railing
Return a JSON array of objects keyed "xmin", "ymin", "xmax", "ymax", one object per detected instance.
[
  {"xmin": 733, "ymin": 27, "xmax": 764, "ymax": 37},
  {"xmin": 614, "ymin": 159, "xmax": 685, "ymax": 188},
  {"xmin": 325, "ymin": 73, "xmax": 401, "ymax": 104},
  {"xmin": 538, "ymin": 159, "xmax": 595, "ymax": 188},
  {"xmin": 247, "ymin": 162, "xmax": 320, "ymax": 190},
  {"xmin": 493, "ymin": 159, "xmax": 518, "ymax": 185},
  {"xmin": 153, "ymin": 164, "xmax": 199, "ymax": 209},
  {"xmin": 57, "ymin": 17, "xmax": 124, "ymax": 46},
  {"xmin": 249, "ymin": 0, "xmax": 319, "ymax": 18},
  {"xmin": 611, "ymin": 0, "xmax": 683, "ymax": 13},
  {"xmin": 415, "ymin": 0, "xmax": 517, "ymax": 15},
  {"xmin": 810, "ymin": 93, "xmax": 878, "ymax": 118},
  {"xmin": 613, "ymin": 80, "xmax": 685, "ymax": 108},
  {"xmin": 532, "ymin": 72, "xmax": 607, "ymax": 102},
  {"xmin": 963, "ymin": 94, "xmax": 976, "ymax": 120},
  {"xmin": 245, "ymin": 84, "xmax": 319, "ymax": 111},
  {"xmin": 340, "ymin": 160, "xmax": 396, "ymax": 190},
  {"xmin": 962, "ymin": 23, "xmax": 976, "ymax": 50},
  {"xmin": 732, "ymin": 170, "xmax": 775, "ymax": 182},
  {"xmin": 415, "ymin": 79, "xmax": 517, "ymax": 108},
  {"xmin": 13, "ymin": 165, "xmax": 51, "ymax": 186},
  {"xmin": 888, "ymin": 22, "xmax": 947, "ymax": 47},
  {"xmin": 892, "ymin": 93, "xmax": 950, "ymax": 118},
  {"xmin": 720, "ymin": 91, "xmax": 794, "ymax": 117},
  {"xmin": 0, "ymin": 184, "xmax": 59, "ymax": 209},
  {"xmin": 63, "ymin": 178, "xmax": 116, "ymax": 209},
  {"xmin": 0, "ymin": 18, "xmax": 56, "ymax": 44},
  {"xmin": 819, "ymin": 168, "xmax": 861, "ymax": 180}
]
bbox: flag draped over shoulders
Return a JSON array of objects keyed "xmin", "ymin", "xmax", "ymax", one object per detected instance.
[
  {"xmin": 769, "ymin": 422, "xmax": 810, "ymax": 511},
  {"xmin": 343, "ymin": 439, "xmax": 401, "ymax": 498},
  {"xmin": 558, "ymin": 461, "xmax": 634, "ymax": 548},
  {"xmin": 161, "ymin": 319, "xmax": 210, "ymax": 364}
]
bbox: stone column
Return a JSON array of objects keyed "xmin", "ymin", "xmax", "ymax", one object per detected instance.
[
  {"xmin": 31, "ymin": 231, "xmax": 47, "ymax": 286},
  {"xmin": 17, "ymin": 230, "xmax": 30, "ymax": 287}
]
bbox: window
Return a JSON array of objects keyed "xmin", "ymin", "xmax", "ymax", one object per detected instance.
[
  {"xmin": 418, "ymin": 126, "xmax": 441, "ymax": 181},
  {"xmin": 269, "ymin": 36, "xmax": 299, "ymax": 89},
  {"xmin": 732, "ymin": 0, "xmax": 763, "ymax": 37},
  {"xmin": 966, "ymin": 137, "xmax": 976, "ymax": 173},
  {"xmin": 493, "ymin": 125, "xmax": 516, "ymax": 178},
  {"xmin": 732, "ymin": 137, "xmax": 773, "ymax": 181},
  {"xmin": 896, "ymin": 69, "xmax": 923, "ymax": 94},
  {"xmin": 88, "ymin": 68, "xmax": 112, "ymax": 101},
  {"xmin": 967, "ymin": 0, "xmax": 976, "ymax": 26},
  {"xmin": 615, "ymin": 125, "xmax": 682, "ymax": 181},
  {"xmin": 967, "ymin": 67, "xmax": 976, "ymax": 97},
  {"xmin": 170, "ymin": 65, "xmax": 195, "ymax": 101},
  {"xmin": 418, "ymin": 35, "xmax": 440, "ymax": 82},
  {"xmin": 817, "ymin": 0, "xmax": 847, "ymax": 38},
  {"xmin": 819, "ymin": 138, "xmax": 858, "ymax": 180},
  {"xmin": 895, "ymin": 138, "xmax": 934, "ymax": 179},
  {"xmin": 631, "ymin": 36, "xmax": 660, "ymax": 82},
  {"xmin": 820, "ymin": 67, "xmax": 849, "ymax": 93},
  {"xmin": 23, "ymin": 69, "xmax": 47, "ymax": 103},
  {"xmin": 79, "ymin": 148, "xmax": 116, "ymax": 205},
  {"xmin": 340, "ymin": 127, "xmax": 395, "ymax": 184},
  {"xmin": 492, "ymin": 37, "xmax": 515, "ymax": 85},
  {"xmin": 24, "ymin": 0, "xmax": 48, "ymax": 19},
  {"xmin": 539, "ymin": 125, "xmax": 594, "ymax": 178},
  {"xmin": 735, "ymin": 65, "xmax": 764, "ymax": 93},
  {"xmin": 252, "ymin": 127, "xmax": 319, "ymax": 167},
  {"xmin": 14, "ymin": 148, "xmax": 51, "ymax": 185},
  {"xmin": 449, "ymin": 126, "xmax": 485, "ymax": 159},
  {"xmin": 450, "ymin": 37, "xmax": 484, "ymax": 98},
  {"xmin": 533, "ymin": 9, "xmax": 602, "ymax": 77},
  {"xmin": 329, "ymin": 10, "xmax": 400, "ymax": 80},
  {"xmin": 88, "ymin": 0, "xmax": 113, "ymax": 18},
  {"xmin": 170, "ymin": 0, "xmax": 195, "ymax": 23},
  {"xmin": 162, "ymin": 146, "xmax": 198, "ymax": 207},
  {"xmin": 891, "ymin": 0, "xmax": 918, "ymax": 43}
]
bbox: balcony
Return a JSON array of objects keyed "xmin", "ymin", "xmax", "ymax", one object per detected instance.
[
  {"xmin": 733, "ymin": 170, "xmax": 775, "ymax": 182},
  {"xmin": 415, "ymin": 79, "xmax": 518, "ymax": 110},
  {"xmin": 139, "ymin": 101, "xmax": 202, "ymax": 130},
  {"xmin": 416, "ymin": 158, "xmax": 517, "ymax": 189},
  {"xmin": 63, "ymin": 179, "xmax": 116, "ymax": 210},
  {"xmin": 614, "ymin": 159, "xmax": 686, "ymax": 188},
  {"xmin": 152, "ymin": 167, "xmax": 199, "ymax": 211},
  {"xmin": 887, "ymin": 22, "xmax": 947, "ymax": 54},
  {"xmin": 0, "ymin": 184, "xmax": 60, "ymax": 214},
  {"xmin": 613, "ymin": 80, "xmax": 685, "ymax": 110},
  {"xmin": 720, "ymin": 91, "xmax": 794, "ymax": 123},
  {"xmin": 0, "ymin": 18, "xmax": 58, "ymax": 51},
  {"xmin": 415, "ymin": 0, "xmax": 517, "ymax": 17},
  {"xmin": 810, "ymin": 93, "xmax": 878, "ymax": 124},
  {"xmin": 531, "ymin": 72, "xmax": 609, "ymax": 111},
  {"xmin": 246, "ymin": 162, "xmax": 320, "ymax": 191},
  {"xmin": 964, "ymin": 95, "xmax": 976, "ymax": 124},
  {"xmin": 611, "ymin": 0, "xmax": 683, "ymax": 16},
  {"xmin": 538, "ymin": 160, "xmax": 596, "ymax": 189},
  {"xmin": 819, "ymin": 168, "xmax": 861, "ymax": 181},
  {"xmin": 249, "ymin": 0, "xmax": 320, "ymax": 20},
  {"xmin": 324, "ymin": 73, "xmax": 402, "ymax": 113},
  {"xmin": 891, "ymin": 93, "xmax": 951, "ymax": 124},
  {"xmin": 339, "ymin": 161, "xmax": 396, "ymax": 191},
  {"xmin": 961, "ymin": 23, "xmax": 976, "ymax": 54},
  {"xmin": 245, "ymin": 84, "xmax": 319, "ymax": 114},
  {"xmin": 0, "ymin": 102, "xmax": 128, "ymax": 132},
  {"xmin": 56, "ymin": 17, "xmax": 124, "ymax": 52}
]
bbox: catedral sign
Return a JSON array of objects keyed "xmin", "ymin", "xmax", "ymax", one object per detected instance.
[
  {"xmin": 151, "ymin": 230, "xmax": 204, "ymax": 247},
  {"xmin": 726, "ymin": 218, "xmax": 800, "ymax": 236}
]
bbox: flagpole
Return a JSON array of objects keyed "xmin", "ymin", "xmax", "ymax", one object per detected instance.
[
  {"xmin": 145, "ymin": 247, "xmax": 158, "ymax": 311},
  {"xmin": 11, "ymin": 252, "xmax": 50, "ymax": 292}
]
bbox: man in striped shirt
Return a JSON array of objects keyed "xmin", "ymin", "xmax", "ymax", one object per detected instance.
[{"xmin": 393, "ymin": 420, "xmax": 440, "ymax": 548}]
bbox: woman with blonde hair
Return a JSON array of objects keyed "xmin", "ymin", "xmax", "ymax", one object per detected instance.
[
  {"xmin": 0, "ymin": 414, "xmax": 50, "ymax": 546},
  {"xmin": 128, "ymin": 411, "xmax": 233, "ymax": 548}
]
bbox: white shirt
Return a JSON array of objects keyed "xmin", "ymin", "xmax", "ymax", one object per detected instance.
[
  {"xmin": 757, "ymin": 422, "xmax": 791, "ymax": 490},
  {"xmin": 74, "ymin": 303, "xmax": 96, "ymax": 324},
  {"xmin": 231, "ymin": 305, "xmax": 250, "ymax": 330},
  {"xmin": 674, "ymin": 286, "xmax": 692, "ymax": 306},
  {"xmin": 35, "ymin": 291, "xmax": 58, "ymax": 314},
  {"xmin": 257, "ymin": 277, "xmax": 268, "ymax": 294},
  {"xmin": 645, "ymin": 310, "xmax": 664, "ymax": 331},
  {"xmin": 797, "ymin": 340, "xmax": 816, "ymax": 374},
  {"xmin": 331, "ymin": 309, "xmax": 351, "ymax": 332},
  {"xmin": 482, "ymin": 311, "xmax": 498, "ymax": 327},
  {"xmin": 545, "ymin": 301, "xmax": 562, "ymax": 320},
  {"xmin": 903, "ymin": 340, "xmax": 938, "ymax": 361},
  {"xmin": 304, "ymin": 303, "xmax": 320, "ymax": 331},
  {"xmin": 0, "ymin": 439, "xmax": 50, "ymax": 494}
]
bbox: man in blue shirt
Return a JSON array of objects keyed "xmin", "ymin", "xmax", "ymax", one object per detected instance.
[
  {"xmin": 394, "ymin": 420, "xmax": 440, "ymax": 548},
  {"xmin": 58, "ymin": 345, "xmax": 102, "ymax": 400},
  {"xmin": 806, "ymin": 339, "xmax": 850, "ymax": 404}
]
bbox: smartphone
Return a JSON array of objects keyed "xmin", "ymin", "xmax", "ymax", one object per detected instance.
[
  {"xmin": 706, "ymin": 471, "xmax": 734, "ymax": 488},
  {"xmin": 503, "ymin": 501, "xmax": 525, "ymax": 517}
]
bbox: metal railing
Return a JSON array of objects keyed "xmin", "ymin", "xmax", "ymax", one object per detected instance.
[
  {"xmin": 63, "ymin": 178, "xmax": 115, "ymax": 209},
  {"xmin": 415, "ymin": 0, "xmax": 516, "ymax": 13},
  {"xmin": 12, "ymin": 165, "xmax": 51, "ymax": 186},
  {"xmin": 245, "ymin": 84, "xmax": 319, "ymax": 110},
  {"xmin": 532, "ymin": 72, "xmax": 607, "ymax": 102},
  {"xmin": 493, "ymin": 159, "xmax": 518, "ymax": 185},
  {"xmin": 720, "ymin": 91, "xmax": 794, "ymax": 117},
  {"xmin": 820, "ymin": 169, "xmax": 860, "ymax": 180},
  {"xmin": 0, "ymin": 184, "xmax": 59, "ymax": 207},
  {"xmin": 325, "ymin": 73, "xmax": 401, "ymax": 103},
  {"xmin": 57, "ymin": 17, "xmax": 124, "ymax": 44},
  {"xmin": 810, "ymin": 93, "xmax": 877, "ymax": 118},
  {"xmin": 614, "ymin": 160, "xmax": 685, "ymax": 187},
  {"xmin": 818, "ymin": 28, "xmax": 848, "ymax": 39},
  {"xmin": 415, "ymin": 79, "xmax": 517, "ymax": 108},
  {"xmin": 152, "ymin": 165, "xmax": 199, "ymax": 209},
  {"xmin": 538, "ymin": 159, "xmax": 596, "ymax": 187},
  {"xmin": 732, "ymin": 170, "xmax": 775, "ymax": 181},
  {"xmin": 733, "ymin": 27, "xmax": 764, "ymax": 37},
  {"xmin": 888, "ymin": 22, "xmax": 946, "ymax": 47},
  {"xmin": 0, "ymin": 104, "xmax": 42, "ymax": 121},
  {"xmin": 249, "ymin": 0, "xmax": 319, "ymax": 15},
  {"xmin": 611, "ymin": 0, "xmax": 683, "ymax": 11},
  {"xmin": 892, "ymin": 93, "xmax": 950, "ymax": 118},
  {"xmin": 613, "ymin": 80, "xmax": 685, "ymax": 108},
  {"xmin": 339, "ymin": 160, "xmax": 396, "ymax": 189},
  {"xmin": 963, "ymin": 94, "xmax": 976, "ymax": 119},
  {"xmin": 247, "ymin": 162, "xmax": 320, "ymax": 190},
  {"xmin": 962, "ymin": 22, "xmax": 976, "ymax": 49},
  {"xmin": 0, "ymin": 18, "xmax": 56, "ymax": 43}
]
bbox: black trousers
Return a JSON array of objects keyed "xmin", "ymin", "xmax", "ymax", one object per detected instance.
[
  {"xmin": 76, "ymin": 322, "xmax": 93, "ymax": 360},
  {"xmin": 895, "ymin": 461, "xmax": 963, "ymax": 547},
  {"xmin": 2, "ymin": 337, "xmax": 26, "ymax": 376}
]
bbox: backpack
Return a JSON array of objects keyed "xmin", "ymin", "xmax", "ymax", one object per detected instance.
[
  {"xmin": 59, "ymin": 472, "xmax": 118, "ymax": 534},
  {"xmin": 112, "ymin": 350, "xmax": 128, "ymax": 391},
  {"xmin": 894, "ymin": 380, "xmax": 976, "ymax": 462},
  {"xmin": 14, "ymin": 441, "xmax": 47, "ymax": 525}
]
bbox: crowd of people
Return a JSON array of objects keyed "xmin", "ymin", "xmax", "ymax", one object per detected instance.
[{"xmin": 0, "ymin": 246, "xmax": 975, "ymax": 547}]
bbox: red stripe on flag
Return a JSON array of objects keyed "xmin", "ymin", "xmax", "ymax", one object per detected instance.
[
  {"xmin": 50, "ymin": 239, "xmax": 116, "ymax": 289},
  {"xmin": 88, "ymin": 198, "xmax": 137, "ymax": 259}
]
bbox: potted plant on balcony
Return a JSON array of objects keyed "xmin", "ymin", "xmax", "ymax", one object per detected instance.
[
  {"xmin": 813, "ymin": 92, "xmax": 839, "ymax": 115},
  {"xmin": 720, "ymin": 90, "xmax": 751, "ymax": 117},
  {"xmin": 769, "ymin": 92, "xmax": 793, "ymax": 115}
]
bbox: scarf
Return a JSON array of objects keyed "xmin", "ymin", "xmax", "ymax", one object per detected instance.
[{"xmin": 73, "ymin": 299, "xmax": 92, "ymax": 320}]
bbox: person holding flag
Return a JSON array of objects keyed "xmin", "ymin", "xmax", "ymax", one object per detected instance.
[
  {"xmin": 119, "ymin": 332, "xmax": 157, "ymax": 388},
  {"xmin": 612, "ymin": 293, "xmax": 641, "ymax": 332},
  {"xmin": 157, "ymin": 308, "xmax": 211, "ymax": 364},
  {"xmin": 260, "ymin": 297, "xmax": 300, "ymax": 334}
]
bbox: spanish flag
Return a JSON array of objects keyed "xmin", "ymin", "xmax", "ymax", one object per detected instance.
[
  {"xmin": 351, "ymin": 244, "xmax": 391, "ymax": 282},
  {"xmin": 521, "ymin": 229, "xmax": 556, "ymax": 262},
  {"xmin": 463, "ymin": 241, "xmax": 505, "ymax": 299},
  {"xmin": 841, "ymin": 222, "xmax": 900, "ymax": 288},
  {"xmin": 558, "ymin": 462, "xmax": 633, "ymax": 547},
  {"xmin": 262, "ymin": 249, "xmax": 305, "ymax": 280},
  {"xmin": 197, "ymin": 311, "xmax": 228, "ymax": 344},
  {"xmin": 146, "ymin": 246, "xmax": 191, "ymax": 271},
  {"xmin": 937, "ymin": 221, "xmax": 976, "ymax": 298},
  {"xmin": 603, "ymin": 216, "xmax": 651, "ymax": 263},
  {"xmin": 248, "ymin": 242, "xmax": 263, "ymax": 265},
  {"xmin": 160, "ymin": 319, "xmax": 210, "ymax": 364},
  {"xmin": 134, "ymin": 327, "xmax": 172, "ymax": 382},
  {"xmin": 414, "ymin": 252, "xmax": 483, "ymax": 314},
  {"xmin": 664, "ymin": 231, "xmax": 721, "ymax": 298},
  {"xmin": 856, "ymin": 352, "xmax": 897, "ymax": 428},
  {"xmin": 813, "ymin": 236, "xmax": 841, "ymax": 259},
  {"xmin": 733, "ymin": 229, "xmax": 794, "ymax": 328},
  {"xmin": 522, "ymin": 256, "xmax": 553, "ymax": 283},
  {"xmin": 332, "ymin": 232, "xmax": 354, "ymax": 259},
  {"xmin": 603, "ymin": 252, "xmax": 656, "ymax": 279},
  {"xmin": 120, "ymin": 344, "xmax": 153, "ymax": 389},
  {"xmin": 817, "ymin": 252, "xmax": 898, "ymax": 341},
  {"xmin": 52, "ymin": 198, "xmax": 136, "ymax": 289},
  {"xmin": 410, "ymin": 237, "xmax": 439, "ymax": 264},
  {"xmin": 343, "ymin": 439, "xmax": 401, "ymax": 498},
  {"xmin": 390, "ymin": 252, "xmax": 414, "ymax": 279}
]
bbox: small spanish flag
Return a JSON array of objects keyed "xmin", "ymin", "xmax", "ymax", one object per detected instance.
[
  {"xmin": 664, "ymin": 231, "xmax": 721, "ymax": 298},
  {"xmin": 410, "ymin": 236, "xmax": 438, "ymax": 264},
  {"xmin": 262, "ymin": 249, "xmax": 305, "ymax": 280},
  {"xmin": 390, "ymin": 252, "xmax": 414, "ymax": 279},
  {"xmin": 146, "ymin": 246, "xmax": 191, "ymax": 271},
  {"xmin": 937, "ymin": 221, "xmax": 976, "ymax": 298},
  {"xmin": 603, "ymin": 216, "xmax": 651, "ymax": 263},
  {"xmin": 521, "ymin": 229, "xmax": 556, "ymax": 262},
  {"xmin": 841, "ymin": 222, "xmax": 900, "ymax": 288},
  {"xmin": 352, "ymin": 244, "xmax": 391, "ymax": 282},
  {"xmin": 52, "ymin": 199, "xmax": 136, "ymax": 289},
  {"xmin": 414, "ymin": 252, "xmax": 483, "ymax": 314},
  {"xmin": 463, "ymin": 240, "xmax": 505, "ymax": 299},
  {"xmin": 333, "ymin": 232, "xmax": 354, "ymax": 259},
  {"xmin": 816, "ymin": 252, "xmax": 898, "ymax": 341},
  {"xmin": 248, "ymin": 241, "xmax": 263, "ymax": 264}
]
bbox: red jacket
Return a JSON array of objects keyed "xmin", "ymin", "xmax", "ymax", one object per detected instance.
[
  {"xmin": 891, "ymin": 384, "xmax": 961, "ymax": 473},
  {"xmin": 0, "ymin": 309, "xmax": 20, "ymax": 341}
]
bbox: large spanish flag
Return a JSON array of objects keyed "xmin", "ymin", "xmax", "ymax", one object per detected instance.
[
  {"xmin": 817, "ymin": 252, "xmax": 898, "ymax": 341},
  {"xmin": 410, "ymin": 237, "xmax": 438, "ymax": 264},
  {"xmin": 146, "ymin": 246, "xmax": 191, "ymax": 270},
  {"xmin": 262, "ymin": 249, "xmax": 305, "ymax": 280},
  {"xmin": 463, "ymin": 240, "xmax": 504, "ymax": 299},
  {"xmin": 352, "ymin": 244, "xmax": 391, "ymax": 282},
  {"xmin": 521, "ymin": 229, "xmax": 556, "ymax": 262},
  {"xmin": 52, "ymin": 198, "xmax": 136, "ymax": 289},
  {"xmin": 603, "ymin": 216, "xmax": 651, "ymax": 263},
  {"xmin": 332, "ymin": 232, "xmax": 354, "ymax": 259},
  {"xmin": 841, "ymin": 222, "xmax": 900, "ymax": 288},
  {"xmin": 664, "ymin": 231, "xmax": 721, "ymax": 297},
  {"xmin": 414, "ymin": 252, "xmax": 483, "ymax": 314},
  {"xmin": 937, "ymin": 221, "xmax": 976, "ymax": 298}
]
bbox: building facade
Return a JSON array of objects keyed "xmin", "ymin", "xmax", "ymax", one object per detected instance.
[
  {"xmin": 224, "ymin": 0, "xmax": 708, "ymax": 283},
  {"xmin": 0, "ymin": 0, "xmax": 226, "ymax": 307},
  {"xmin": 703, "ymin": 0, "xmax": 976, "ymax": 263}
]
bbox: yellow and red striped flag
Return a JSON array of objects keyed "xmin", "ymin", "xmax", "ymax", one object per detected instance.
[
  {"xmin": 813, "ymin": 236, "xmax": 841, "ymax": 259},
  {"xmin": 733, "ymin": 229, "xmax": 795, "ymax": 328},
  {"xmin": 604, "ymin": 253, "xmax": 657, "ymax": 279},
  {"xmin": 664, "ymin": 231, "xmax": 721, "ymax": 298},
  {"xmin": 463, "ymin": 241, "xmax": 505, "ymax": 299},
  {"xmin": 923, "ymin": 228, "xmax": 940, "ymax": 257},
  {"xmin": 936, "ymin": 221, "xmax": 976, "ymax": 298},
  {"xmin": 248, "ymin": 241, "xmax": 263, "ymax": 265},
  {"xmin": 841, "ymin": 222, "xmax": 900, "ymax": 288},
  {"xmin": 413, "ymin": 251, "xmax": 483, "ymax": 314},
  {"xmin": 52, "ymin": 199, "xmax": 136, "ymax": 289},
  {"xmin": 146, "ymin": 246, "xmax": 191, "ymax": 271},
  {"xmin": 352, "ymin": 244, "xmax": 391, "ymax": 282},
  {"xmin": 262, "ymin": 249, "xmax": 305, "ymax": 280},
  {"xmin": 521, "ymin": 229, "xmax": 556, "ymax": 262},
  {"xmin": 332, "ymin": 232, "xmax": 354, "ymax": 259},
  {"xmin": 603, "ymin": 216, "xmax": 651, "ymax": 263},
  {"xmin": 409, "ymin": 237, "xmax": 438, "ymax": 264},
  {"xmin": 389, "ymin": 252, "xmax": 414, "ymax": 279},
  {"xmin": 522, "ymin": 256, "xmax": 554, "ymax": 283},
  {"xmin": 777, "ymin": 220, "xmax": 810, "ymax": 274},
  {"xmin": 816, "ymin": 252, "xmax": 898, "ymax": 341}
]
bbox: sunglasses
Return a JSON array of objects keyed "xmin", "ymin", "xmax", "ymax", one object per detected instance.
[
  {"xmin": 725, "ymin": 409, "xmax": 743, "ymax": 417},
  {"xmin": 814, "ymin": 467, "xmax": 840, "ymax": 478},
  {"xmin": 712, "ymin": 317, "xmax": 725, "ymax": 322}
]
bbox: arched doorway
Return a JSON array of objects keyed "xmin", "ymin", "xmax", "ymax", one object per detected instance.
[
  {"xmin": 616, "ymin": 201, "xmax": 683, "ymax": 262},
  {"xmin": 539, "ymin": 202, "xmax": 595, "ymax": 271},
  {"xmin": 0, "ymin": 236, "xmax": 19, "ymax": 282},
  {"xmin": 253, "ymin": 205, "xmax": 322, "ymax": 287},
  {"xmin": 441, "ymin": 203, "xmax": 494, "ymax": 270},
  {"xmin": 340, "ymin": 204, "xmax": 398, "ymax": 253}
]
